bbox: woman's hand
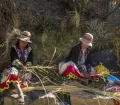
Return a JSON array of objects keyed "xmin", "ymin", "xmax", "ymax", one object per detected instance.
[
  {"xmin": 22, "ymin": 66, "xmax": 28, "ymax": 71},
  {"xmin": 20, "ymin": 65, "xmax": 28, "ymax": 71}
]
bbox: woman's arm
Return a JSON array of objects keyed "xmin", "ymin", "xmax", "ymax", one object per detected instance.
[{"xmin": 65, "ymin": 45, "xmax": 80, "ymax": 65}]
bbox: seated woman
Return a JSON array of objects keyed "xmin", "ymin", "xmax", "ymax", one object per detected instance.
[
  {"xmin": 0, "ymin": 31, "xmax": 33, "ymax": 105},
  {"xmin": 59, "ymin": 33, "xmax": 97, "ymax": 79}
]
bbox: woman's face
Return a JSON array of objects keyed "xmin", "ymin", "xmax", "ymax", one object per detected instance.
[
  {"xmin": 81, "ymin": 43, "xmax": 88, "ymax": 49},
  {"xmin": 19, "ymin": 40, "xmax": 28, "ymax": 48}
]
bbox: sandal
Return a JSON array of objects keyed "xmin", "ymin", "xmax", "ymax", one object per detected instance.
[
  {"xmin": 18, "ymin": 93, "xmax": 25, "ymax": 105},
  {"xmin": 18, "ymin": 98, "xmax": 25, "ymax": 105}
]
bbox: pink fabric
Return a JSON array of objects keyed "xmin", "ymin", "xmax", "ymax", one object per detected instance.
[
  {"xmin": 62, "ymin": 65, "xmax": 100, "ymax": 79},
  {"xmin": 62, "ymin": 65, "xmax": 84, "ymax": 78},
  {"xmin": 90, "ymin": 73, "xmax": 100, "ymax": 79}
]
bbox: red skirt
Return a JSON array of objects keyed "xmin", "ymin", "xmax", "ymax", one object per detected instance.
[
  {"xmin": 59, "ymin": 61, "xmax": 100, "ymax": 79},
  {"xmin": 0, "ymin": 67, "xmax": 21, "ymax": 92}
]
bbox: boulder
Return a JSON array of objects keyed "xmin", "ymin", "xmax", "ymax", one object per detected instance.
[
  {"xmin": 4, "ymin": 90, "xmax": 56, "ymax": 105},
  {"xmin": 87, "ymin": 50, "xmax": 120, "ymax": 78},
  {"xmin": 70, "ymin": 91, "xmax": 115, "ymax": 105}
]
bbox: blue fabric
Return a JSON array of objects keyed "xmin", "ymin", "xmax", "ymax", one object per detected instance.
[{"xmin": 107, "ymin": 75, "xmax": 120, "ymax": 82}]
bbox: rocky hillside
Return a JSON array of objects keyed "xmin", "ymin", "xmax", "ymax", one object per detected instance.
[{"xmin": 0, "ymin": 0, "xmax": 120, "ymax": 71}]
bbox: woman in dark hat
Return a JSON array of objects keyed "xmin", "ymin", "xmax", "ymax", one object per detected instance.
[{"xmin": 0, "ymin": 31, "xmax": 33, "ymax": 105}]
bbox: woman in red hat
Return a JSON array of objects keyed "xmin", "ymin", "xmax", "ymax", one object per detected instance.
[{"xmin": 0, "ymin": 31, "xmax": 33, "ymax": 105}]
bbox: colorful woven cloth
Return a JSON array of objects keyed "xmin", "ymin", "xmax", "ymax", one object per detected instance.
[
  {"xmin": 0, "ymin": 67, "xmax": 20, "ymax": 93},
  {"xmin": 59, "ymin": 61, "xmax": 100, "ymax": 79}
]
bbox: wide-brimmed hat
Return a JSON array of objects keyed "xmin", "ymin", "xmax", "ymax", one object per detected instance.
[
  {"xmin": 17, "ymin": 31, "xmax": 32, "ymax": 43},
  {"xmin": 79, "ymin": 33, "xmax": 93, "ymax": 46}
]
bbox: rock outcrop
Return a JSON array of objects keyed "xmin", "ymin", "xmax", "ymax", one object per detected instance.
[
  {"xmin": 4, "ymin": 90, "xmax": 56, "ymax": 105},
  {"xmin": 70, "ymin": 91, "xmax": 115, "ymax": 105}
]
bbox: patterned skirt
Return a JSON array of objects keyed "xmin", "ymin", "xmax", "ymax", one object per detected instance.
[
  {"xmin": 59, "ymin": 61, "xmax": 100, "ymax": 79},
  {"xmin": 0, "ymin": 67, "xmax": 20, "ymax": 93},
  {"xmin": 59, "ymin": 61, "xmax": 85, "ymax": 79}
]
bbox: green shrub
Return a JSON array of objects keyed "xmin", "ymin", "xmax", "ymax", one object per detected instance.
[
  {"xmin": 32, "ymin": 11, "xmax": 80, "ymax": 65},
  {"xmin": 84, "ymin": 20, "xmax": 113, "ymax": 51}
]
